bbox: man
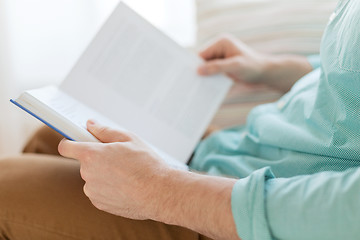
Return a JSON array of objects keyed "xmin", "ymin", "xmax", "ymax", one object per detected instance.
[{"xmin": 1, "ymin": 1, "xmax": 359, "ymax": 239}]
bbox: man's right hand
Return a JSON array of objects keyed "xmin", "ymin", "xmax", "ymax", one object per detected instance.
[
  {"xmin": 197, "ymin": 35, "xmax": 271, "ymax": 84},
  {"xmin": 197, "ymin": 34, "xmax": 313, "ymax": 93}
]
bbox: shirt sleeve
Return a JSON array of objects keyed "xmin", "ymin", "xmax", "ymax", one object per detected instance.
[
  {"xmin": 231, "ymin": 167, "xmax": 360, "ymax": 240},
  {"xmin": 307, "ymin": 54, "xmax": 321, "ymax": 69}
]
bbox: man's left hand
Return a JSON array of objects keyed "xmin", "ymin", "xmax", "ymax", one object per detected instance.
[{"xmin": 58, "ymin": 120, "xmax": 171, "ymax": 220}]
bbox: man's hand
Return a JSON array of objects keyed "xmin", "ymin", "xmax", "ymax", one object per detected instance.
[
  {"xmin": 198, "ymin": 34, "xmax": 270, "ymax": 84},
  {"xmin": 58, "ymin": 120, "xmax": 172, "ymax": 220},
  {"xmin": 198, "ymin": 34, "xmax": 313, "ymax": 92}
]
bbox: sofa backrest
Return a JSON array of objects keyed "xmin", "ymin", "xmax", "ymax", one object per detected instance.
[{"xmin": 196, "ymin": 0, "xmax": 338, "ymax": 55}]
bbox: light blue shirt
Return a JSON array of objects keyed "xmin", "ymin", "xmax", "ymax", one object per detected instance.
[{"xmin": 190, "ymin": 1, "xmax": 360, "ymax": 239}]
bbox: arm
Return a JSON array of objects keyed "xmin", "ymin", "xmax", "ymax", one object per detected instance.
[
  {"xmin": 156, "ymin": 169, "xmax": 239, "ymax": 240},
  {"xmin": 259, "ymin": 54, "xmax": 314, "ymax": 92},
  {"xmin": 58, "ymin": 120, "xmax": 360, "ymax": 240},
  {"xmin": 58, "ymin": 120, "xmax": 240, "ymax": 240},
  {"xmin": 231, "ymin": 167, "xmax": 360, "ymax": 240},
  {"xmin": 162, "ymin": 159, "xmax": 360, "ymax": 240},
  {"xmin": 198, "ymin": 35, "xmax": 313, "ymax": 93}
]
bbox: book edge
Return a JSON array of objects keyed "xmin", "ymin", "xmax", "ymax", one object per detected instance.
[{"xmin": 10, "ymin": 99, "xmax": 76, "ymax": 141}]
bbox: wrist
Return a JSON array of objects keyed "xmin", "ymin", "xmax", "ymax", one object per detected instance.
[
  {"xmin": 147, "ymin": 168, "xmax": 182, "ymax": 222},
  {"xmin": 149, "ymin": 168, "xmax": 188, "ymax": 223},
  {"xmin": 253, "ymin": 53, "xmax": 277, "ymax": 84},
  {"xmin": 151, "ymin": 169, "xmax": 239, "ymax": 239},
  {"xmin": 258, "ymin": 54, "xmax": 312, "ymax": 92},
  {"xmin": 258, "ymin": 54, "xmax": 283, "ymax": 84}
]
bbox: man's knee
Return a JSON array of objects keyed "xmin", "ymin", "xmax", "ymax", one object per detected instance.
[{"xmin": 23, "ymin": 126, "xmax": 63, "ymax": 155}]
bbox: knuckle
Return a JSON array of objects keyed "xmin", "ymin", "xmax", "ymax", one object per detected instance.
[
  {"xmin": 79, "ymin": 167, "xmax": 88, "ymax": 181},
  {"xmin": 210, "ymin": 62, "xmax": 221, "ymax": 71},
  {"xmin": 96, "ymin": 203, "xmax": 106, "ymax": 212},
  {"xmin": 229, "ymin": 59, "xmax": 240, "ymax": 68},
  {"xmin": 83, "ymin": 184, "xmax": 90, "ymax": 197},
  {"xmin": 90, "ymin": 199, "xmax": 106, "ymax": 212}
]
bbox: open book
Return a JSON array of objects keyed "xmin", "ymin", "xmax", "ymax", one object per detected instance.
[{"xmin": 11, "ymin": 2, "xmax": 232, "ymax": 169}]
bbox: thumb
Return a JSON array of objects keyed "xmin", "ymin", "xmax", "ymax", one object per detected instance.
[
  {"xmin": 87, "ymin": 120, "xmax": 132, "ymax": 143},
  {"xmin": 198, "ymin": 59, "xmax": 236, "ymax": 76}
]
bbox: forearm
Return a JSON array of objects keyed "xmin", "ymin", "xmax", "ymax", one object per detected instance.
[
  {"xmin": 260, "ymin": 54, "xmax": 313, "ymax": 93},
  {"xmin": 153, "ymin": 170, "xmax": 239, "ymax": 240}
]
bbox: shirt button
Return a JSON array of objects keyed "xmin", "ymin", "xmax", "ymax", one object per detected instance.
[
  {"xmin": 277, "ymin": 101, "xmax": 286, "ymax": 110},
  {"xmin": 241, "ymin": 131, "xmax": 248, "ymax": 138},
  {"xmin": 329, "ymin": 12, "xmax": 336, "ymax": 22}
]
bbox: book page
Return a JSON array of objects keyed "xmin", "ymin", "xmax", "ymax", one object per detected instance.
[{"xmin": 60, "ymin": 3, "xmax": 232, "ymax": 163}]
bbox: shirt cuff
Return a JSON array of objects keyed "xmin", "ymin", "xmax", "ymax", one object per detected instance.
[
  {"xmin": 231, "ymin": 167, "xmax": 275, "ymax": 240},
  {"xmin": 307, "ymin": 54, "xmax": 321, "ymax": 69}
]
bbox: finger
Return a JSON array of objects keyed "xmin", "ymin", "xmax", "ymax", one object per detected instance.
[
  {"xmin": 198, "ymin": 58, "xmax": 236, "ymax": 76},
  {"xmin": 87, "ymin": 120, "xmax": 132, "ymax": 143},
  {"xmin": 58, "ymin": 139, "xmax": 98, "ymax": 160},
  {"xmin": 199, "ymin": 35, "xmax": 237, "ymax": 60},
  {"xmin": 199, "ymin": 39, "xmax": 226, "ymax": 61}
]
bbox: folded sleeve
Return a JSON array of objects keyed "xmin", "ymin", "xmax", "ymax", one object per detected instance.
[
  {"xmin": 307, "ymin": 54, "xmax": 321, "ymax": 69},
  {"xmin": 231, "ymin": 167, "xmax": 275, "ymax": 240},
  {"xmin": 231, "ymin": 167, "xmax": 360, "ymax": 240}
]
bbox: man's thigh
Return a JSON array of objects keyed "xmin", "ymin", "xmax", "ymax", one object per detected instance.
[{"xmin": 0, "ymin": 155, "xmax": 206, "ymax": 240}]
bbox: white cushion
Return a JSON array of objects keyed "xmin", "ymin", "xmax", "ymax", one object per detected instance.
[{"xmin": 196, "ymin": 0, "xmax": 338, "ymax": 55}]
